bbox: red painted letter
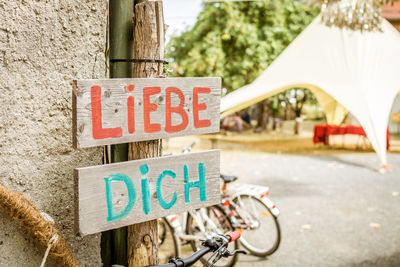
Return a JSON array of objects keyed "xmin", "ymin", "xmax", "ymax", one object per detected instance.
[
  {"xmin": 127, "ymin": 96, "xmax": 135, "ymax": 134},
  {"xmin": 193, "ymin": 87, "xmax": 211, "ymax": 128},
  {"xmin": 165, "ymin": 87, "xmax": 189, "ymax": 133},
  {"xmin": 126, "ymin": 84, "xmax": 135, "ymax": 134},
  {"xmin": 91, "ymin": 86, "xmax": 122, "ymax": 139},
  {"xmin": 143, "ymin": 86, "xmax": 161, "ymax": 133}
]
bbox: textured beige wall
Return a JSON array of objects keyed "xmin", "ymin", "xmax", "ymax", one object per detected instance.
[{"xmin": 0, "ymin": 1, "xmax": 106, "ymax": 266}]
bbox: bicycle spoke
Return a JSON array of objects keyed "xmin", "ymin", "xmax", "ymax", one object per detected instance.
[
  {"xmin": 233, "ymin": 195, "xmax": 281, "ymax": 257},
  {"xmin": 186, "ymin": 206, "xmax": 239, "ymax": 267}
]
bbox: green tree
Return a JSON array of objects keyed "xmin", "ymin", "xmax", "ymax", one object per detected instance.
[
  {"xmin": 167, "ymin": 0, "xmax": 319, "ymax": 93},
  {"xmin": 278, "ymin": 88, "xmax": 318, "ymax": 118}
]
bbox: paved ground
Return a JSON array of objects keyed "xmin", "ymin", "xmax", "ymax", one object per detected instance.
[{"xmin": 218, "ymin": 151, "xmax": 400, "ymax": 267}]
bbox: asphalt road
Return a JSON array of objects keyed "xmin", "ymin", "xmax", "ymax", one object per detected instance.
[{"xmin": 219, "ymin": 151, "xmax": 400, "ymax": 267}]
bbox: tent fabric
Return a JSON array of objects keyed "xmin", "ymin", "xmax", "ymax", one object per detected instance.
[
  {"xmin": 221, "ymin": 83, "xmax": 348, "ymax": 125},
  {"xmin": 220, "ymin": 15, "xmax": 400, "ymax": 165}
]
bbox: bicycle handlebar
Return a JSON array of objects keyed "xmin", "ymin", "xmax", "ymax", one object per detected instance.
[
  {"xmin": 226, "ymin": 231, "xmax": 241, "ymax": 242},
  {"xmin": 153, "ymin": 247, "xmax": 211, "ymax": 267},
  {"xmin": 147, "ymin": 231, "xmax": 241, "ymax": 267}
]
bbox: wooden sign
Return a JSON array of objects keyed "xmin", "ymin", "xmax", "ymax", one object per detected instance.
[
  {"xmin": 75, "ymin": 150, "xmax": 220, "ymax": 236},
  {"xmin": 73, "ymin": 77, "xmax": 221, "ymax": 148}
]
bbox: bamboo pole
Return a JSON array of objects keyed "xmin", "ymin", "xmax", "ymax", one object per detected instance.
[
  {"xmin": 127, "ymin": 1, "xmax": 165, "ymax": 266},
  {"xmin": 101, "ymin": 0, "xmax": 134, "ymax": 266}
]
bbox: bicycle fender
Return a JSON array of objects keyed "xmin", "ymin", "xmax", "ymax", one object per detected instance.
[
  {"xmin": 230, "ymin": 183, "xmax": 280, "ymax": 217},
  {"xmin": 260, "ymin": 196, "xmax": 280, "ymax": 217}
]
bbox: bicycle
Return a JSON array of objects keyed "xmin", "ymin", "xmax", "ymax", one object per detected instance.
[
  {"xmin": 158, "ymin": 143, "xmax": 239, "ymax": 267},
  {"xmin": 159, "ymin": 205, "xmax": 239, "ymax": 267},
  {"xmin": 152, "ymin": 231, "xmax": 245, "ymax": 267},
  {"xmin": 219, "ymin": 175, "xmax": 281, "ymax": 257},
  {"xmin": 159, "ymin": 142, "xmax": 280, "ymax": 265},
  {"xmin": 184, "ymin": 175, "xmax": 281, "ymax": 259}
]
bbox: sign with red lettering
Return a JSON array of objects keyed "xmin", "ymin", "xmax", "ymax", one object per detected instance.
[{"xmin": 72, "ymin": 78, "xmax": 221, "ymax": 148}]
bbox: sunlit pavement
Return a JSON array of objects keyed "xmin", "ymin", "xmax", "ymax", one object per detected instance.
[{"xmin": 220, "ymin": 151, "xmax": 400, "ymax": 267}]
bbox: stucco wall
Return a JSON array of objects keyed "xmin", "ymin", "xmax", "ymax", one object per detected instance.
[{"xmin": 0, "ymin": 1, "xmax": 105, "ymax": 266}]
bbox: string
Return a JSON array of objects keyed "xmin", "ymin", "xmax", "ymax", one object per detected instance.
[
  {"xmin": 110, "ymin": 58, "xmax": 169, "ymax": 65},
  {"xmin": 40, "ymin": 234, "xmax": 59, "ymax": 267}
]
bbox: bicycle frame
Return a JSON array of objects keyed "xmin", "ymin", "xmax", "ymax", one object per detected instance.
[
  {"xmin": 162, "ymin": 142, "xmax": 224, "ymax": 249},
  {"xmin": 165, "ymin": 208, "xmax": 221, "ymax": 243},
  {"xmin": 165, "ymin": 183, "xmax": 280, "ymax": 244},
  {"xmin": 221, "ymin": 198, "xmax": 254, "ymax": 229}
]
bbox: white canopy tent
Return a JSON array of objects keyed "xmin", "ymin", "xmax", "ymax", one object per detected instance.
[{"xmin": 221, "ymin": 15, "xmax": 400, "ymax": 166}]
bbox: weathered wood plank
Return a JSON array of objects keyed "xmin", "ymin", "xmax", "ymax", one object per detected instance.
[
  {"xmin": 129, "ymin": 2, "xmax": 168, "ymax": 266},
  {"xmin": 73, "ymin": 77, "xmax": 221, "ymax": 148},
  {"xmin": 75, "ymin": 150, "xmax": 221, "ymax": 236}
]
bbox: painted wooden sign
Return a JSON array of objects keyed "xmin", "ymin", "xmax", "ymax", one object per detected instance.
[
  {"xmin": 73, "ymin": 77, "xmax": 221, "ymax": 148},
  {"xmin": 75, "ymin": 150, "xmax": 220, "ymax": 236}
]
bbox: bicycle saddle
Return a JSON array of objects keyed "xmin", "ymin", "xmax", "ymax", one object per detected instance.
[{"xmin": 220, "ymin": 174, "xmax": 238, "ymax": 184}]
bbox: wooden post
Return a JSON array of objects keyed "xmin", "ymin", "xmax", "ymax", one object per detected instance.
[
  {"xmin": 101, "ymin": 0, "xmax": 134, "ymax": 266},
  {"xmin": 127, "ymin": 1, "xmax": 165, "ymax": 266}
]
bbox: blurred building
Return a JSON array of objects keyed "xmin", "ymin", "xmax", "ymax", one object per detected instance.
[{"xmin": 383, "ymin": 2, "xmax": 400, "ymax": 31}]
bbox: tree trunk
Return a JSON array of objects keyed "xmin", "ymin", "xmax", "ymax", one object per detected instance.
[
  {"xmin": 256, "ymin": 100, "xmax": 269, "ymax": 131},
  {"xmin": 256, "ymin": 102, "xmax": 264, "ymax": 129},
  {"xmin": 294, "ymin": 118, "xmax": 302, "ymax": 135},
  {"xmin": 127, "ymin": 1, "xmax": 165, "ymax": 266}
]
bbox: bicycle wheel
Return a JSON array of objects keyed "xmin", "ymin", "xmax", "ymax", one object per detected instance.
[
  {"xmin": 158, "ymin": 218, "xmax": 180, "ymax": 264},
  {"xmin": 186, "ymin": 205, "xmax": 239, "ymax": 267},
  {"xmin": 233, "ymin": 194, "xmax": 280, "ymax": 257}
]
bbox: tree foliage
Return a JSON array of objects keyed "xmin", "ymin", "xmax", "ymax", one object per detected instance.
[
  {"xmin": 166, "ymin": 0, "xmax": 320, "ymax": 93},
  {"xmin": 278, "ymin": 88, "xmax": 319, "ymax": 117}
]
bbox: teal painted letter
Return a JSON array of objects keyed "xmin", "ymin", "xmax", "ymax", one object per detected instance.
[
  {"xmin": 141, "ymin": 178, "xmax": 151, "ymax": 215},
  {"xmin": 184, "ymin": 163, "xmax": 207, "ymax": 203},
  {"xmin": 157, "ymin": 170, "xmax": 177, "ymax": 210},
  {"xmin": 140, "ymin": 164, "xmax": 151, "ymax": 215},
  {"xmin": 104, "ymin": 173, "xmax": 136, "ymax": 222}
]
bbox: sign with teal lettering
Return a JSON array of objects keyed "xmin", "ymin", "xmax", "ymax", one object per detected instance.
[{"xmin": 74, "ymin": 150, "xmax": 220, "ymax": 236}]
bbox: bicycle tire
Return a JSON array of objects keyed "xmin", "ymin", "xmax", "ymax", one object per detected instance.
[
  {"xmin": 186, "ymin": 205, "xmax": 239, "ymax": 267},
  {"xmin": 158, "ymin": 218, "xmax": 180, "ymax": 263},
  {"xmin": 233, "ymin": 194, "xmax": 281, "ymax": 257}
]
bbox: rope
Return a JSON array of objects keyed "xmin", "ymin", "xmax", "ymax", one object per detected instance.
[{"xmin": 0, "ymin": 183, "xmax": 79, "ymax": 267}]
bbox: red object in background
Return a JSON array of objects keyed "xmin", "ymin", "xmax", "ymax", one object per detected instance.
[{"xmin": 313, "ymin": 124, "xmax": 390, "ymax": 150}]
